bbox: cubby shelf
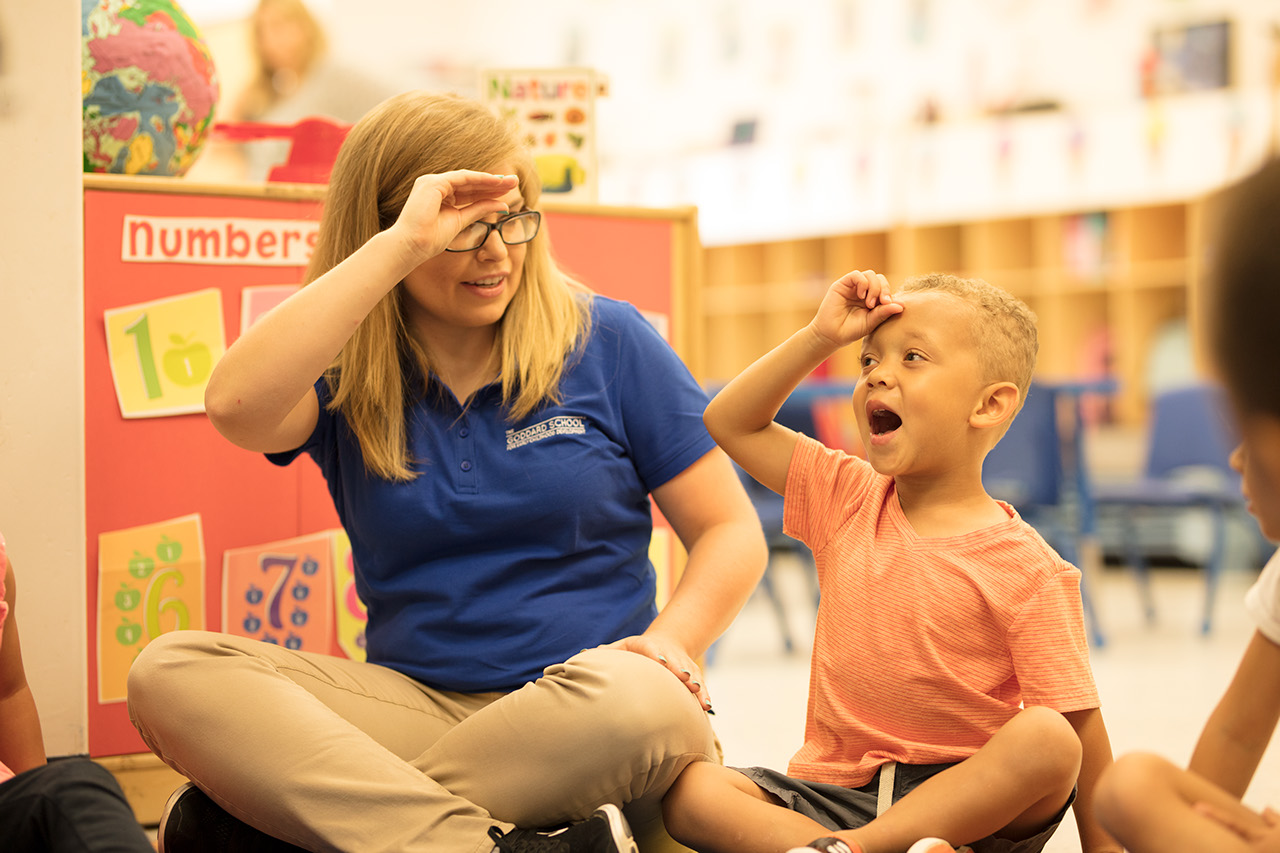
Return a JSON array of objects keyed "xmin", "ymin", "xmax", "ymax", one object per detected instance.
[{"xmin": 698, "ymin": 195, "xmax": 1221, "ymax": 428}]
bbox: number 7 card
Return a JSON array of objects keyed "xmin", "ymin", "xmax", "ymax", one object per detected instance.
[{"xmin": 222, "ymin": 531, "xmax": 335, "ymax": 653}]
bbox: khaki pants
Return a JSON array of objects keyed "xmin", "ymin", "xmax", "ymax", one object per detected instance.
[{"xmin": 128, "ymin": 632, "xmax": 717, "ymax": 853}]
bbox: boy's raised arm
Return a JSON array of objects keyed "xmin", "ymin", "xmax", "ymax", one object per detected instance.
[{"xmin": 703, "ymin": 269, "xmax": 901, "ymax": 495}]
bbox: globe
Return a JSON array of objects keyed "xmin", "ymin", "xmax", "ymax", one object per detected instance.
[{"xmin": 82, "ymin": 0, "xmax": 220, "ymax": 177}]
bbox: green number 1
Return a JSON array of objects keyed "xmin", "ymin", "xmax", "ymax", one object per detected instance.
[{"xmin": 123, "ymin": 313, "xmax": 163, "ymax": 399}]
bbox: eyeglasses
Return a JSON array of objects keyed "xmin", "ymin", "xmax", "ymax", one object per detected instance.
[{"xmin": 445, "ymin": 210, "xmax": 541, "ymax": 252}]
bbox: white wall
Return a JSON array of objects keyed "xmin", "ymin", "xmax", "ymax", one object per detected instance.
[
  {"xmin": 183, "ymin": 0, "xmax": 1280, "ymax": 242},
  {"xmin": 0, "ymin": 0, "xmax": 87, "ymax": 755},
  {"xmin": 318, "ymin": 0, "xmax": 1279, "ymax": 152}
]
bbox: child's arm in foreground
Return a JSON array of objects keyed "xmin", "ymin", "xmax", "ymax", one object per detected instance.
[
  {"xmin": 1183, "ymin": 628, "xmax": 1280, "ymax": 846},
  {"xmin": 1092, "ymin": 633, "xmax": 1280, "ymax": 851},
  {"xmin": 1064, "ymin": 707, "xmax": 1124, "ymax": 853},
  {"xmin": 1191, "ymin": 629, "xmax": 1280, "ymax": 796},
  {"xmin": 703, "ymin": 269, "xmax": 901, "ymax": 494},
  {"xmin": 0, "ymin": 557, "xmax": 48, "ymax": 775}
]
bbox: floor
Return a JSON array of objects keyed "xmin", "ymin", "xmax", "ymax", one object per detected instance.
[{"xmin": 704, "ymin": 554, "xmax": 1280, "ymax": 852}]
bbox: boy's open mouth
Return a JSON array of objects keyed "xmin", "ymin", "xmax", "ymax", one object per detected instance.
[{"xmin": 869, "ymin": 407, "xmax": 903, "ymax": 436}]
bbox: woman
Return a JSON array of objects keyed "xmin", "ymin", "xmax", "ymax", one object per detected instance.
[{"xmin": 127, "ymin": 91, "xmax": 766, "ymax": 853}]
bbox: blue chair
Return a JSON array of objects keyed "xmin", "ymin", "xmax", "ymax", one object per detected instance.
[
  {"xmin": 1091, "ymin": 382, "xmax": 1247, "ymax": 634},
  {"xmin": 982, "ymin": 382, "xmax": 1107, "ymax": 647}
]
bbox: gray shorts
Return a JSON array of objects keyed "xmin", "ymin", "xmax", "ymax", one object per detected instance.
[{"xmin": 736, "ymin": 764, "xmax": 1073, "ymax": 853}]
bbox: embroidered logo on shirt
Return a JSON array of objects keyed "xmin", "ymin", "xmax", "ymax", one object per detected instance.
[{"xmin": 506, "ymin": 416, "xmax": 587, "ymax": 450}]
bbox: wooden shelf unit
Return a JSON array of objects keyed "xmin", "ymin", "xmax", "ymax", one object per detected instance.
[{"xmin": 699, "ymin": 197, "xmax": 1216, "ymax": 426}]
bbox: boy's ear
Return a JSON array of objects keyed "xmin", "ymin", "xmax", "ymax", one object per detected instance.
[{"xmin": 970, "ymin": 382, "xmax": 1020, "ymax": 430}]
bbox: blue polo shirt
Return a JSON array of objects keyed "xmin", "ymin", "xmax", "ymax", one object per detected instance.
[{"xmin": 268, "ymin": 296, "xmax": 716, "ymax": 692}]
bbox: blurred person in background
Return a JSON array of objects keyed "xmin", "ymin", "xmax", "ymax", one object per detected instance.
[{"xmin": 227, "ymin": 0, "xmax": 393, "ymax": 182}]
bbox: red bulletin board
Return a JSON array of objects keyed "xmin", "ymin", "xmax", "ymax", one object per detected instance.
[
  {"xmin": 82, "ymin": 176, "xmax": 703, "ymax": 757},
  {"xmin": 542, "ymin": 202, "xmax": 701, "ymax": 372}
]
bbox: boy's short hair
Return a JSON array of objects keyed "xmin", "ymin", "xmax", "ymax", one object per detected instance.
[
  {"xmin": 898, "ymin": 273, "xmax": 1038, "ymax": 406},
  {"xmin": 1212, "ymin": 157, "xmax": 1280, "ymax": 419}
]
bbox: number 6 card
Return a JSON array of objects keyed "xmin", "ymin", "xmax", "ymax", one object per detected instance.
[
  {"xmin": 103, "ymin": 288, "xmax": 226, "ymax": 418},
  {"xmin": 97, "ymin": 514, "xmax": 205, "ymax": 703}
]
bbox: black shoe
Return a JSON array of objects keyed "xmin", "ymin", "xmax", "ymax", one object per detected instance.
[
  {"xmin": 788, "ymin": 840, "xmax": 858, "ymax": 853},
  {"xmin": 158, "ymin": 782, "xmax": 307, "ymax": 852},
  {"xmin": 488, "ymin": 804, "xmax": 638, "ymax": 853}
]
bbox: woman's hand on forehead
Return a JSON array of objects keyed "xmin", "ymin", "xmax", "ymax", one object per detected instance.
[
  {"xmin": 436, "ymin": 170, "xmax": 519, "ymax": 209},
  {"xmin": 390, "ymin": 171, "xmax": 519, "ymax": 261}
]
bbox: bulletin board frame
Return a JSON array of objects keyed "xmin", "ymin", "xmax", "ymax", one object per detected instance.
[{"xmin": 81, "ymin": 174, "xmax": 704, "ymax": 764}]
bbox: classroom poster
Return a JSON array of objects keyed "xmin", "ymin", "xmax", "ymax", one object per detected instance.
[
  {"xmin": 96, "ymin": 514, "xmax": 205, "ymax": 703},
  {"xmin": 222, "ymin": 531, "xmax": 334, "ymax": 651},
  {"xmin": 102, "ymin": 289, "xmax": 225, "ymax": 418},
  {"xmin": 332, "ymin": 528, "xmax": 367, "ymax": 661},
  {"xmin": 240, "ymin": 284, "xmax": 301, "ymax": 335},
  {"xmin": 481, "ymin": 67, "xmax": 600, "ymax": 203},
  {"xmin": 85, "ymin": 181, "xmax": 338, "ymax": 755}
]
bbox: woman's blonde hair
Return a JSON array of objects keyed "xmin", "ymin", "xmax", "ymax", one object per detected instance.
[{"xmin": 307, "ymin": 91, "xmax": 592, "ymax": 481}]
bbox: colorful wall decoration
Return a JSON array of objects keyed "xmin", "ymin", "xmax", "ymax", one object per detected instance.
[
  {"xmin": 96, "ymin": 514, "xmax": 205, "ymax": 704},
  {"xmin": 84, "ymin": 181, "xmax": 338, "ymax": 755},
  {"xmin": 222, "ymin": 530, "xmax": 336, "ymax": 651},
  {"xmin": 83, "ymin": 176, "xmax": 698, "ymax": 756},
  {"xmin": 481, "ymin": 67, "xmax": 601, "ymax": 203}
]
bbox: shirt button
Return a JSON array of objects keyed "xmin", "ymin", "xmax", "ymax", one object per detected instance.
[
  {"xmin": 459, "ymin": 427, "xmax": 470, "ymax": 438},
  {"xmin": 460, "ymin": 460, "xmax": 472, "ymax": 472}
]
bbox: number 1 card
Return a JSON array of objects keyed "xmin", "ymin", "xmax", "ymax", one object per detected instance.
[{"xmin": 103, "ymin": 288, "xmax": 226, "ymax": 418}]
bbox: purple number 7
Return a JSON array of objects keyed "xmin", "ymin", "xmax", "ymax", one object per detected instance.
[{"xmin": 259, "ymin": 554, "xmax": 298, "ymax": 630}]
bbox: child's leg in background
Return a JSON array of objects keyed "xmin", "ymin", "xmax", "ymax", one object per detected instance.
[
  {"xmin": 0, "ymin": 757, "xmax": 154, "ymax": 853},
  {"xmin": 1095, "ymin": 751, "xmax": 1272, "ymax": 853},
  {"xmin": 663, "ymin": 761, "xmax": 845, "ymax": 853}
]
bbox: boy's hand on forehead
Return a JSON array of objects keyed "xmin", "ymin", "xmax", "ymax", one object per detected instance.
[
  {"xmin": 810, "ymin": 269, "xmax": 904, "ymax": 348},
  {"xmin": 390, "ymin": 170, "xmax": 520, "ymax": 261}
]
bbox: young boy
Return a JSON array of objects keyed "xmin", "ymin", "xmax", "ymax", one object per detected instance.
[
  {"xmin": 1092, "ymin": 159, "xmax": 1280, "ymax": 852},
  {"xmin": 663, "ymin": 270, "xmax": 1121, "ymax": 853}
]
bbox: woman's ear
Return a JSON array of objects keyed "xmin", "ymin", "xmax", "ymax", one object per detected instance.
[{"xmin": 970, "ymin": 382, "xmax": 1020, "ymax": 431}]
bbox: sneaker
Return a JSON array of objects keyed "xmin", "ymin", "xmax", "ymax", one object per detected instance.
[
  {"xmin": 158, "ymin": 782, "xmax": 307, "ymax": 852},
  {"xmin": 785, "ymin": 839, "xmax": 859, "ymax": 853},
  {"xmin": 786, "ymin": 837, "xmax": 968, "ymax": 853},
  {"xmin": 488, "ymin": 804, "xmax": 638, "ymax": 853},
  {"xmin": 906, "ymin": 840, "xmax": 955, "ymax": 853}
]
